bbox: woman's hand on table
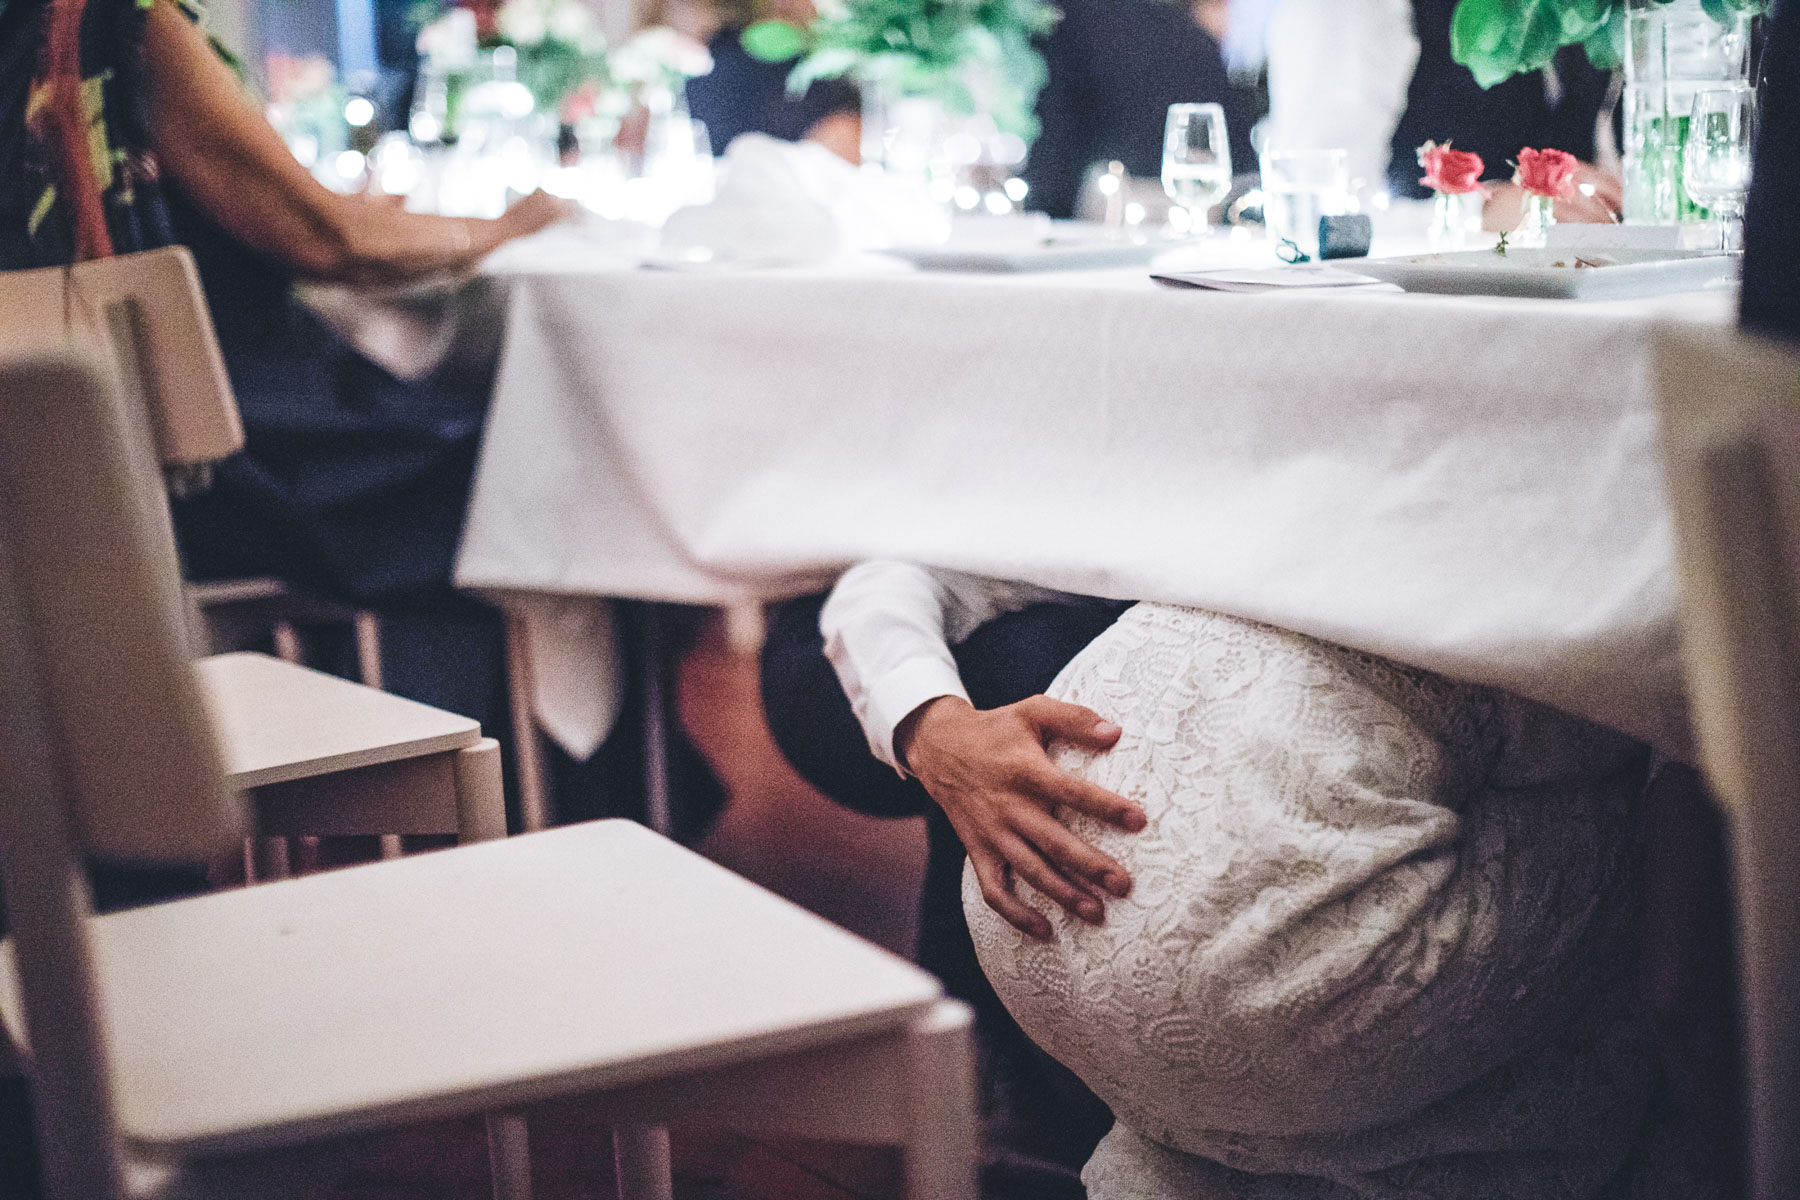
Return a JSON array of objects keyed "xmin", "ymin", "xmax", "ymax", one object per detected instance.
[
  {"xmin": 895, "ymin": 695, "xmax": 1145, "ymax": 940},
  {"xmin": 143, "ymin": 0, "xmax": 575, "ymax": 288}
]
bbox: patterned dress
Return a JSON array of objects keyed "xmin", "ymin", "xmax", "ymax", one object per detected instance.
[
  {"xmin": 967, "ymin": 605, "xmax": 1716, "ymax": 1198},
  {"xmin": 0, "ymin": 0, "xmax": 174, "ymax": 268}
]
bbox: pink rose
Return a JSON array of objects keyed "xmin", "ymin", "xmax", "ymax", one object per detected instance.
[
  {"xmin": 1417, "ymin": 140, "xmax": 1485, "ymax": 195},
  {"xmin": 1514, "ymin": 147, "xmax": 1580, "ymax": 200}
]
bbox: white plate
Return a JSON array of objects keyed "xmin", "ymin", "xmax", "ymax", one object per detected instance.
[
  {"xmin": 881, "ymin": 236, "xmax": 1162, "ymax": 273},
  {"xmin": 1354, "ymin": 248, "xmax": 1736, "ymax": 300}
]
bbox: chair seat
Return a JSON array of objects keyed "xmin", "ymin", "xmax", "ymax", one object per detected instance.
[
  {"xmin": 197, "ymin": 652, "xmax": 481, "ymax": 788},
  {"xmin": 0, "ymin": 821, "xmax": 941, "ymax": 1158}
]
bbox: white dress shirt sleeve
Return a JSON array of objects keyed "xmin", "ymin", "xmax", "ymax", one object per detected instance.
[
  {"xmin": 1265, "ymin": 0, "xmax": 1420, "ymax": 198},
  {"xmin": 820, "ymin": 562, "xmax": 1082, "ymax": 773}
]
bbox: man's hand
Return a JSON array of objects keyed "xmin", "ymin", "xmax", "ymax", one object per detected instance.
[{"xmin": 896, "ymin": 695, "xmax": 1146, "ymax": 940}]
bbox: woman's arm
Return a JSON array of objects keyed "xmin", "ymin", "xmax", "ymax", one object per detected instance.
[{"xmin": 142, "ymin": 0, "xmax": 564, "ymax": 284}]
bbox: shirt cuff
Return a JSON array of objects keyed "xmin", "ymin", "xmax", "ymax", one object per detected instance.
[{"xmin": 861, "ymin": 656, "xmax": 971, "ymax": 774}]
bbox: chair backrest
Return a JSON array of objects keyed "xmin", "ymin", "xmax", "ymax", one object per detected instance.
[
  {"xmin": 0, "ymin": 349, "xmax": 244, "ymax": 861},
  {"xmin": 1655, "ymin": 322, "xmax": 1800, "ymax": 1200},
  {"xmin": 0, "ymin": 247, "xmax": 243, "ymax": 472},
  {"xmin": 0, "ymin": 348, "xmax": 245, "ymax": 1200}
]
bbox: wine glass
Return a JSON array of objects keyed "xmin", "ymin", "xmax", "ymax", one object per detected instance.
[
  {"xmin": 1162, "ymin": 103, "xmax": 1232, "ymax": 236},
  {"xmin": 1683, "ymin": 85, "xmax": 1755, "ymax": 252}
]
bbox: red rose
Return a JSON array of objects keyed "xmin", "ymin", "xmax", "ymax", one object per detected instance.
[
  {"xmin": 464, "ymin": 0, "xmax": 500, "ymax": 43},
  {"xmin": 1417, "ymin": 140, "xmax": 1485, "ymax": 194},
  {"xmin": 1514, "ymin": 147, "xmax": 1580, "ymax": 200}
]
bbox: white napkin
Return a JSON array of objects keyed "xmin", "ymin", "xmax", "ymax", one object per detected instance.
[
  {"xmin": 657, "ymin": 134, "xmax": 950, "ymax": 268},
  {"xmin": 511, "ymin": 593, "xmax": 623, "ymax": 762},
  {"xmin": 1152, "ymin": 265, "xmax": 1384, "ymax": 292}
]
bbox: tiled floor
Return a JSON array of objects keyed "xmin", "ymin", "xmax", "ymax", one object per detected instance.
[{"xmin": 294, "ymin": 615, "xmax": 932, "ymax": 1199}]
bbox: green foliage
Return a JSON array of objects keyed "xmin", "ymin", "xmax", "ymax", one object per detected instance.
[
  {"xmin": 742, "ymin": 19, "xmax": 809, "ymax": 61},
  {"xmin": 516, "ymin": 39, "xmax": 610, "ymax": 115},
  {"xmin": 743, "ymin": 0, "xmax": 1059, "ymax": 141},
  {"xmin": 1451, "ymin": 0, "xmax": 1768, "ymax": 87}
]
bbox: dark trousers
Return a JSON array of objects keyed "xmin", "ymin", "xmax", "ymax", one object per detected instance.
[{"xmin": 760, "ymin": 593, "xmax": 1126, "ymax": 1167}]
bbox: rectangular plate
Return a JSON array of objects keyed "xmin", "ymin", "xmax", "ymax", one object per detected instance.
[
  {"xmin": 881, "ymin": 237, "xmax": 1162, "ymax": 273},
  {"xmin": 1354, "ymin": 248, "xmax": 1736, "ymax": 300}
]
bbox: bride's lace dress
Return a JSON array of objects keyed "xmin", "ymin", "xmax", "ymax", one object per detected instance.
[{"xmin": 964, "ymin": 604, "xmax": 1698, "ymax": 1198}]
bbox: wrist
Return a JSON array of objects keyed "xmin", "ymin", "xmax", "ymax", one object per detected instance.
[{"xmin": 894, "ymin": 695, "xmax": 969, "ymax": 773}]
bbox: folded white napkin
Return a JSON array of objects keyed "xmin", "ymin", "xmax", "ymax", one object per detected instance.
[
  {"xmin": 1152, "ymin": 265, "xmax": 1384, "ymax": 292},
  {"xmin": 658, "ymin": 134, "xmax": 950, "ymax": 268}
]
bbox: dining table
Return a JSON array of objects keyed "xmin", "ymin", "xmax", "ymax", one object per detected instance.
[{"xmin": 447, "ymin": 220, "xmax": 1734, "ymax": 769}]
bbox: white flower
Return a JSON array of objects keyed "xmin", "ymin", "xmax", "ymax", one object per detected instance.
[
  {"xmin": 416, "ymin": 7, "xmax": 477, "ymax": 68},
  {"xmin": 614, "ymin": 26, "xmax": 712, "ymax": 82},
  {"xmin": 546, "ymin": 0, "xmax": 596, "ymax": 45},
  {"xmin": 498, "ymin": 0, "xmax": 548, "ymax": 47}
]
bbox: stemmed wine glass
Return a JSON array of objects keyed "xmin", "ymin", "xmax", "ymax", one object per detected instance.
[
  {"xmin": 1162, "ymin": 103, "xmax": 1232, "ymax": 237},
  {"xmin": 1683, "ymin": 85, "xmax": 1755, "ymax": 252}
]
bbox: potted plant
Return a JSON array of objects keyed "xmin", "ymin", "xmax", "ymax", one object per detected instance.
[
  {"xmin": 1450, "ymin": 0, "xmax": 1768, "ymax": 222},
  {"xmin": 742, "ymin": 0, "xmax": 1058, "ymax": 185}
]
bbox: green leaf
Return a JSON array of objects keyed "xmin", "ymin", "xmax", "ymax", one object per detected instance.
[
  {"xmin": 1582, "ymin": 7, "xmax": 1624, "ymax": 69},
  {"xmin": 1452, "ymin": 0, "xmax": 1612, "ymax": 88},
  {"xmin": 787, "ymin": 45, "xmax": 860, "ymax": 93},
  {"xmin": 742, "ymin": 20, "xmax": 809, "ymax": 62}
]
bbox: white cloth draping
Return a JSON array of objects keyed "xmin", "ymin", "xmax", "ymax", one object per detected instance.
[{"xmin": 457, "ymin": 261, "xmax": 1732, "ymax": 758}]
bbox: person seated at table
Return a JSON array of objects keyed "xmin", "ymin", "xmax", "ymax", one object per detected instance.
[
  {"xmin": 766, "ymin": 561, "xmax": 1716, "ymax": 1198},
  {"xmin": 1022, "ymin": 0, "xmax": 1256, "ymax": 220},
  {"xmin": 1264, "ymin": 0, "xmax": 1623, "ymax": 226},
  {"xmin": 684, "ymin": 0, "xmax": 863, "ymax": 162},
  {"xmin": 0, "ymin": 0, "xmax": 668, "ymax": 833}
]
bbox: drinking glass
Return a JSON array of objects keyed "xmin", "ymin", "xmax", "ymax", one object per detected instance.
[
  {"xmin": 1683, "ymin": 85, "xmax": 1755, "ymax": 252},
  {"xmin": 1261, "ymin": 148, "xmax": 1350, "ymax": 261},
  {"xmin": 1162, "ymin": 103, "xmax": 1232, "ymax": 235}
]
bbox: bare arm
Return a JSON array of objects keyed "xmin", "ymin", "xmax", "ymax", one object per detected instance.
[{"xmin": 142, "ymin": 0, "xmax": 565, "ymax": 285}]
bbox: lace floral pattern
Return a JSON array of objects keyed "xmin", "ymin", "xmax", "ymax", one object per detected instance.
[{"xmin": 963, "ymin": 604, "xmax": 1686, "ymax": 1198}]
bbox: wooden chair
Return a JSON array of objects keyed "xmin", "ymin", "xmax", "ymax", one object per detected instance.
[
  {"xmin": 0, "ymin": 348, "xmax": 977, "ymax": 1200},
  {"xmin": 0, "ymin": 247, "xmax": 505, "ymax": 860},
  {"xmin": 1655, "ymin": 323, "xmax": 1800, "ymax": 1199}
]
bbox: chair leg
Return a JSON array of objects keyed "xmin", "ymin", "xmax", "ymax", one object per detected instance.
[
  {"xmin": 486, "ymin": 1111, "xmax": 533, "ymax": 1200},
  {"xmin": 504, "ymin": 611, "xmax": 552, "ymax": 833},
  {"xmin": 1729, "ymin": 801, "xmax": 1800, "ymax": 1196},
  {"xmin": 353, "ymin": 610, "xmax": 383, "ymax": 689},
  {"xmin": 454, "ymin": 738, "xmax": 509, "ymax": 843},
  {"xmin": 902, "ymin": 1000, "xmax": 979, "ymax": 1200},
  {"xmin": 612, "ymin": 1124, "xmax": 673, "ymax": 1200}
]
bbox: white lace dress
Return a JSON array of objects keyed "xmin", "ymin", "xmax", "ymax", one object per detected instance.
[{"xmin": 964, "ymin": 604, "xmax": 1696, "ymax": 1199}]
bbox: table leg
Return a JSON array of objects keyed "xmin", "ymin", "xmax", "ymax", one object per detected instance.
[
  {"xmin": 486, "ymin": 1111, "xmax": 533, "ymax": 1200},
  {"xmin": 504, "ymin": 611, "xmax": 552, "ymax": 833},
  {"xmin": 640, "ymin": 606, "xmax": 671, "ymax": 838},
  {"xmin": 613, "ymin": 1124, "xmax": 673, "ymax": 1200}
]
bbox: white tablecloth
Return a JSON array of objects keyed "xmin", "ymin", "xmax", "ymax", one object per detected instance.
[{"xmin": 457, "ymin": 252, "xmax": 1734, "ymax": 759}]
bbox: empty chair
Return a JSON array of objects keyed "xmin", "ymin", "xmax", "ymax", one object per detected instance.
[
  {"xmin": 1656, "ymin": 323, "xmax": 1800, "ymax": 1199},
  {"xmin": 0, "ymin": 348, "xmax": 976, "ymax": 1200},
  {"xmin": 0, "ymin": 247, "xmax": 507, "ymax": 855}
]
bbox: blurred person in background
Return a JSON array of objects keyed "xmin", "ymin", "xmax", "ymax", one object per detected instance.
[
  {"xmin": 683, "ymin": 0, "xmax": 862, "ymax": 160},
  {"xmin": 1265, "ymin": 0, "xmax": 1622, "ymax": 226},
  {"xmin": 1025, "ymin": 0, "xmax": 1255, "ymax": 219}
]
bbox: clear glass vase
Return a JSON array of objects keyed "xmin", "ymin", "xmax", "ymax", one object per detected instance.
[
  {"xmin": 859, "ymin": 68, "xmax": 1029, "ymax": 215},
  {"xmin": 1622, "ymin": 0, "xmax": 1754, "ymax": 224},
  {"xmin": 1514, "ymin": 193, "xmax": 1555, "ymax": 248},
  {"xmin": 1428, "ymin": 190, "xmax": 1480, "ymax": 251}
]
